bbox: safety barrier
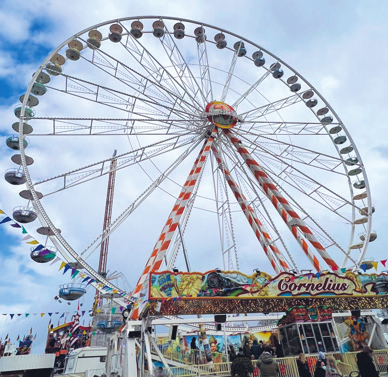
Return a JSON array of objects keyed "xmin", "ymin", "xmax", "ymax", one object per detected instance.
[{"xmin": 151, "ymin": 349, "xmax": 388, "ymax": 376}]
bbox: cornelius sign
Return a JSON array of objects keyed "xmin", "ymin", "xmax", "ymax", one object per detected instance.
[{"xmin": 277, "ymin": 276, "xmax": 350, "ymax": 295}]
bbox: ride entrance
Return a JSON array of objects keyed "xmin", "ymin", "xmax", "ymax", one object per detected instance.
[{"xmin": 5, "ymin": 15, "xmax": 383, "ymax": 377}]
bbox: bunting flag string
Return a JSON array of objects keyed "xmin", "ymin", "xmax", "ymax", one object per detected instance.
[
  {"xmin": 0, "ymin": 210, "xmax": 136, "ymax": 303},
  {"xmin": 0, "ymin": 310, "xmax": 89, "ymax": 320},
  {"xmin": 0, "ymin": 209, "xmax": 386, "ymax": 306}
]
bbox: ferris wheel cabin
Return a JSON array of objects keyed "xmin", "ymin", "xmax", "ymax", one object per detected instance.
[{"xmin": 58, "ymin": 283, "xmax": 86, "ymax": 301}]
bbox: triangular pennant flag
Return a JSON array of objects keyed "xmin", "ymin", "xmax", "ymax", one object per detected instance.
[
  {"xmin": 48, "ymin": 313, "xmax": 52, "ymax": 317},
  {"xmin": 32, "ymin": 245, "xmax": 45, "ymax": 252},
  {"xmin": 111, "ymin": 307, "xmax": 116, "ymax": 314},
  {"xmin": 11, "ymin": 223, "xmax": 21, "ymax": 228},
  {"xmin": 39, "ymin": 249, "xmax": 50, "ymax": 256},
  {"xmin": 10, "ymin": 314, "xmax": 14, "ymax": 319},
  {"xmin": 21, "ymin": 226, "xmax": 27, "ymax": 234},
  {"xmin": 59, "ymin": 262, "xmax": 66, "ymax": 271},
  {"xmin": 381, "ymin": 260, "xmax": 387, "ymax": 267},
  {"xmin": 16, "ymin": 335, "xmax": 19, "ymax": 341},
  {"xmin": 372, "ymin": 262, "xmax": 378, "ymax": 271},
  {"xmin": 360, "ymin": 264, "xmax": 367, "ymax": 272},
  {"xmin": 340, "ymin": 268, "xmax": 347, "ymax": 273},
  {"xmin": 40, "ymin": 313, "xmax": 45, "ymax": 317},
  {"xmin": 27, "ymin": 240, "xmax": 39, "ymax": 245},
  {"xmin": 20, "ymin": 235, "xmax": 33, "ymax": 241},
  {"xmin": 0, "ymin": 209, "xmax": 5, "ymax": 214},
  {"xmin": 60, "ymin": 313, "xmax": 64, "ymax": 318},
  {"xmin": 82, "ymin": 277, "xmax": 90, "ymax": 283},
  {"xmin": 25, "ymin": 313, "xmax": 29, "ymax": 317},
  {"xmin": 119, "ymin": 306, "xmax": 123, "ymax": 312},
  {"xmin": 316, "ymin": 273, "xmax": 321, "ymax": 279},
  {"xmin": 87, "ymin": 279, "xmax": 96, "ymax": 286},
  {"xmin": 72, "ymin": 270, "xmax": 80, "ymax": 279},
  {"xmin": 0, "ymin": 217, "xmax": 12, "ymax": 224},
  {"xmin": 63, "ymin": 264, "xmax": 71, "ymax": 274},
  {"xmin": 81, "ymin": 311, "xmax": 85, "ymax": 316}
]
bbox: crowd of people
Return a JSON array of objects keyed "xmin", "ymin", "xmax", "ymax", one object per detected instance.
[
  {"xmin": 189, "ymin": 335, "xmax": 381, "ymax": 377},
  {"xmin": 227, "ymin": 345, "xmax": 380, "ymax": 377}
]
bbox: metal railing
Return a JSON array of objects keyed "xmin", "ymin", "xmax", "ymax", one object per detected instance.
[{"xmin": 151, "ymin": 348, "xmax": 388, "ymax": 376}]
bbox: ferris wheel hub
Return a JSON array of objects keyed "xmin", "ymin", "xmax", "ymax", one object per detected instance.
[{"xmin": 205, "ymin": 101, "xmax": 238, "ymax": 129}]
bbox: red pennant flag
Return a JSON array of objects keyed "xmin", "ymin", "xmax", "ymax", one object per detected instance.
[{"xmin": 381, "ymin": 260, "xmax": 387, "ymax": 267}]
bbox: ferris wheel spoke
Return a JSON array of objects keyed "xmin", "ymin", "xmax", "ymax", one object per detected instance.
[
  {"xmin": 197, "ymin": 38, "xmax": 214, "ymax": 104},
  {"xmin": 240, "ymin": 121, "xmax": 331, "ymax": 136},
  {"xmin": 159, "ymin": 25, "xmax": 208, "ymax": 106},
  {"xmin": 239, "ymin": 91, "xmax": 306, "ymax": 121},
  {"xmin": 220, "ymin": 50, "xmax": 238, "ymax": 102},
  {"xmin": 29, "ymin": 117, "xmax": 202, "ymax": 136},
  {"xmin": 241, "ymin": 132, "xmax": 346, "ymax": 175},
  {"xmin": 46, "ymin": 71, "xmax": 199, "ymax": 122},
  {"xmin": 232, "ymin": 71, "xmax": 271, "ymax": 109},
  {"xmin": 119, "ymin": 32, "xmax": 204, "ymax": 111},
  {"xmin": 33, "ymin": 132, "xmax": 198, "ymax": 194},
  {"xmin": 80, "ymin": 43, "xmax": 200, "ymax": 117},
  {"xmin": 81, "ymin": 135, "xmax": 204, "ymax": 262},
  {"xmin": 210, "ymin": 149, "xmax": 238, "ymax": 270}
]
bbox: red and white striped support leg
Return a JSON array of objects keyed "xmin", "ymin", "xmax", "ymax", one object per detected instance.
[
  {"xmin": 224, "ymin": 130, "xmax": 339, "ymax": 271},
  {"xmin": 212, "ymin": 146, "xmax": 285, "ymax": 273},
  {"xmin": 131, "ymin": 130, "xmax": 216, "ymax": 319},
  {"xmin": 152, "ymin": 130, "xmax": 217, "ymax": 271}
]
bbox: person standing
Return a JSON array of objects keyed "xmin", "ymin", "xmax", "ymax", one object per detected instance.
[
  {"xmin": 356, "ymin": 346, "xmax": 379, "ymax": 377},
  {"xmin": 325, "ymin": 355, "xmax": 342, "ymax": 377},
  {"xmin": 257, "ymin": 346, "xmax": 279, "ymax": 377},
  {"xmin": 190, "ymin": 337, "xmax": 198, "ymax": 364},
  {"xmin": 243, "ymin": 341, "xmax": 251, "ymax": 358},
  {"xmin": 296, "ymin": 354, "xmax": 312, "ymax": 377},
  {"xmin": 313, "ymin": 359, "xmax": 326, "ymax": 377},
  {"xmin": 250, "ymin": 339, "xmax": 261, "ymax": 360}
]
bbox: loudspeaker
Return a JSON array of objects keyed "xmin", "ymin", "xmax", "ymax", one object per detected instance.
[
  {"xmin": 128, "ymin": 331, "xmax": 141, "ymax": 338},
  {"xmin": 351, "ymin": 310, "xmax": 360, "ymax": 318},
  {"xmin": 214, "ymin": 314, "xmax": 226, "ymax": 323},
  {"xmin": 216, "ymin": 323, "xmax": 222, "ymax": 331},
  {"xmin": 169, "ymin": 325, "xmax": 178, "ymax": 340}
]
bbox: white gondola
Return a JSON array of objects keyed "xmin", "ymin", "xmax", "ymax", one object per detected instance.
[
  {"xmin": 12, "ymin": 206, "xmax": 37, "ymax": 223},
  {"xmin": 59, "ymin": 283, "xmax": 86, "ymax": 301}
]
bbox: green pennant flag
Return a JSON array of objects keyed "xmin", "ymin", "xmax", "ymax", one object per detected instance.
[
  {"xmin": 22, "ymin": 226, "xmax": 27, "ymax": 234},
  {"xmin": 340, "ymin": 268, "xmax": 346, "ymax": 273},
  {"xmin": 25, "ymin": 313, "xmax": 29, "ymax": 317},
  {"xmin": 111, "ymin": 307, "xmax": 116, "ymax": 314},
  {"xmin": 92, "ymin": 332, "xmax": 96, "ymax": 336},
  {"xmin": 71, "ymin": 270, "xmax": 80, "ymax": 279}
]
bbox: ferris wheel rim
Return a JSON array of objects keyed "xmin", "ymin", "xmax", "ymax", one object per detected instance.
[{"xmin": 14, "ymin": 15, "xmax": 373, "ymax": 300}]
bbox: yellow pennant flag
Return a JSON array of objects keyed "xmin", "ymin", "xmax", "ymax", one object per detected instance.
[
  {"xmin": 40, "ymin": 313, "xmax": 45, "ymax": 317},
  {"xmin": 0, "ymin": 209, "xmax": 5, "ymax": 214},
  {"xmin": 59, "ymin": 262, "xmax": 66, "ymax": 271},
  {"xmin": 372, "ymin": 262, "xmax": 378, "ymax": 271},
  {"xmin": 27, "ymin": 240, "xmax": 39, "ymax": 245},
  {"xmin": 96, "ymin": 309, "xmax": 101, "ymax": 313}
]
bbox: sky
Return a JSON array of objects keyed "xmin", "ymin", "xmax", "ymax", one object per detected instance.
[{"xmin": 0, "ymin": 0, "xmax": 388, "ymax": 354}]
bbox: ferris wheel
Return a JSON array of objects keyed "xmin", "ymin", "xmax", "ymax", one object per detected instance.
[{"xmin": 6, "ymin": 16, "xmax": 375, "ymax": 309}]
